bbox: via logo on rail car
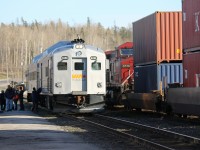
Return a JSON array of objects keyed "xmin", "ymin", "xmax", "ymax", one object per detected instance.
[{"xmin": 72, "ymin": 74, "xmax": 86, "ymax": 80}]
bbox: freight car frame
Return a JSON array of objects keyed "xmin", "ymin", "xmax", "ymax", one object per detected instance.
[{"xmin": 126, "ymin": 86, "xmax": 200, "ymax": 117}]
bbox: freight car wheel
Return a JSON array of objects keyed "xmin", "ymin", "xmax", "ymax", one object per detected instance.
[
  {"xmin": 116, "ymin": 93, "xmax": 126, "ymax": 105},
  {"xmin": 177, "ymin": 114, "xmax": 187, "ymax": 118},
  {"xmin": 177, "ymin": 114, "xmax": 182, "ymax": 118},
  {"xmin": 183, "ymin": 115, "xmax": 187, "ymax": 118},
  {"xmin": 117, "ymin": 95, "xmax": 123, "ymax": 105},
  {"xmin": 136, "ymin": 108, "xmax": 141, "ymax": 112},
  {"xmin": 165, "ymin": 104, "xmax": 172, "ymax": 115},
  {"xmin": 124, "ymin": 100, "xmax": 133, "ymax": 111}
]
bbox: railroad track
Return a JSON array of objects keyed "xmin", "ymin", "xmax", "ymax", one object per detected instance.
[
  {"xmin": 38, "ymin": 105, "xmax": 200, "ymax": 149},
  {"xmin": 72, "ymin": 114, "xmax": 200, "ymax": 150}
]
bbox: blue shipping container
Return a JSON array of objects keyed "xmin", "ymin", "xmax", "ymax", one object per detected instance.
[{"xmin": 134, "ymin": 63, "xmax": 183, "ymax": 93}]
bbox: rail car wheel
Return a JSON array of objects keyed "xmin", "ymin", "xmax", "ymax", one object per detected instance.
[
  {"xmin": 40, "ymin": 95, "xmax": 46, "ymax": 107},
  {"xmin": 49, "ymin": 96, "xmax": 54, "ymax": 110},
  {"xmin": 183, "ymin": 114, "xmax": 187, "ymax": 118},
  {"xmin": 117, "ymin": 95, "xmax": 123, "ymax": 105},
  {"xmin": 117, "ymin": 93, "xmax": 126, "ymax": 105},
  {"xmin": 177, "ymin": 114, "xmax": 187, "ymax": 118},
  {"xmin": 165, "ymin": 104, "xmax": 172, "ymax": 115},
  {"xmin": 136, "ymin": 108, "xmax": 141, "ymax": 112},
  {"xmin": 177, "ymin": 114, "xmax": 182, "ymax": 118},
  {"xmin": 124, "ymin": 100, "xmax": 133, "ymax": 111},
  {"xmin": 45, "ymin": 96, "xmax": 53, "ymax": 110}
]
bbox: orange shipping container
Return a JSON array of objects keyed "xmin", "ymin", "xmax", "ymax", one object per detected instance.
[{"xmin": 133, "ymin": 12, "xmax": 182, "ymax": 65}]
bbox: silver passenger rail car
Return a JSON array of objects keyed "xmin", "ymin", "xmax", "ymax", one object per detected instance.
[{"xmin": 26, "ymin": 38, "xmax": 107, "ymax": 113}]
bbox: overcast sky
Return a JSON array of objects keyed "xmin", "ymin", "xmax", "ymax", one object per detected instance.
[{"xmin": 0, "ymin": 0, "xmax": 181, "ymax": 27}]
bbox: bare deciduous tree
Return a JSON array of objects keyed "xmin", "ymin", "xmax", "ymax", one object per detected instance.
[{"xmin": 0, "ymin": 18, "xmax": 132, "ymax": 81}]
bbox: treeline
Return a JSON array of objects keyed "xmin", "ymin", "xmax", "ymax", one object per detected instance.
[{"xmin": 0, "ymin": 17, "xmax": 132, "ymax": 80}]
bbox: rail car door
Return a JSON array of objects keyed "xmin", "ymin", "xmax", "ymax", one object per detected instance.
[
  {"xmin": 37, "ymin": 63, "xmax": 40, "ymax": 89},
  {"xmin": 47, "ymin": 59, "xmax": 53, "ymax": 93},
  {"xmin": 72, "ymin": 58, "xmax": 87, "ymax": 92}
]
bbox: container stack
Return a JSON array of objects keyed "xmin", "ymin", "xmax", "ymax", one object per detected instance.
[
  {"xmin": 132, "ymin": 11, "xmax": 183, "ymax": 93},
  {"xmin": 182, "ymin": 0, "xmax": 200, "ymax": 87}
]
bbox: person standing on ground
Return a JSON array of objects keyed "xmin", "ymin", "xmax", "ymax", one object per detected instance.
[
  {"xmin": 31, "ymin": 87, "xmax": 38, "ymax": 112},
  {"xmin": 13, "ymin": 89, "xmax": 19, "ymax": 110},
  {"xmin": 5, "ymin": 85, "xmax": 15, "ymax": 111},
  {"xmin": 0, "ymin": 90, "xmax": 6, "ymax": 111},
  {"xmin": 18, "ymin": 86, "xmax": 24, "ymax": 111}
]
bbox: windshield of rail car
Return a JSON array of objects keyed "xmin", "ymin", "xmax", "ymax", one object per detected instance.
[{"xmin": 120, "ymin": 48, "xmax": 133, "ymax": 56}]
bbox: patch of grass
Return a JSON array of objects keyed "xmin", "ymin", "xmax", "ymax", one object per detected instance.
[{"xmin": 0, "ymin": 72, "xmax": 7, "ymax": 80}]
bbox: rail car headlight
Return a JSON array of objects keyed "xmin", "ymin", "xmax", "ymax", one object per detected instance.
[
  {"xmin": 75, "ymin": 44, "xmax": 84, "ymax": 49},
  {"xmin": 55, "ymin": 82, "xmax": 62, "ymax": 88},
  {"xmin": 90, "ymin": 56, "xmax": 97, "ymax": 60},
  {"xmin": 97, "ymin": 82, "xmax": 102, "ymax": 88},
  {"xmin": 61, "ymin": 56, "xmax": 68, "ymax": 60}
]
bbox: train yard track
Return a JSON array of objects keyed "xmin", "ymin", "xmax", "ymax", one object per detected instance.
[
  {"xmin": 71, "ymin": 114, "xmax": 200, "ymax": 150},
  {"xmin": 36, "ymin": 104, "xmax": 200, "ymax": 150}
]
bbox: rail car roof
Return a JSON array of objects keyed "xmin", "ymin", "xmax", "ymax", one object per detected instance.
[
  {"xmin": 32, "ymin": 53, "xmax": 43, "ymax": 63},
  {"xmin": 32, "ymin": 41, "xmax": 71, "ymax": 63},
  {"xmin": 51, "ymin": 44, "xmax": 104, "ymax": 55},
  {"xmin": 32, "ymin": 40, "xmax": 104, "ymax": 63}
]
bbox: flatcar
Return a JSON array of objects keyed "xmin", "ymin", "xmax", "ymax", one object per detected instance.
[{"xmin": 26, "ymin": 38, "xmax": 107, "ymax": 113}]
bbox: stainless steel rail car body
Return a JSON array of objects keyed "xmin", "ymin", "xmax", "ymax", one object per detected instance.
[{"xmin": 26, "ymin": 39, "xmax": 107, "ymax": 113}]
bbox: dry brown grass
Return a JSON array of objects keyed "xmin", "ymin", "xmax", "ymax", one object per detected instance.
[{"xmin": 0, "ymin": 72, "xmax": 7, "ymax": 80}]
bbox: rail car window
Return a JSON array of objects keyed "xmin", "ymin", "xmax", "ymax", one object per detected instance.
[
  {"xmin": 57, "ymin": 62, "xmax": 67, "ymax": 70},
  {"xmin": 92, "ymin": 62, "xmax": 101, "ymax": 70},
  {"xmin": 120, "ymin": 48, "xmax": 133, "ymax": 55},
  {"xmin": 45, "ymin": 67, "xmax": 49, "ymax": 76},
  {"xmin": 75, "ymin": 62, "xmax": 84, "ymax": 70}
]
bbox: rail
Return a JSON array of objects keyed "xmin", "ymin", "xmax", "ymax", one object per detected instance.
[{"xmin": 75, "ymin": 114, "xmax": 200, "ymax": 150}]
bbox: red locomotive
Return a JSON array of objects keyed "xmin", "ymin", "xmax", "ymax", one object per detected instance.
[{"xmin": 105, "ymin": 42, "xmax": 134, "ymax": 106}]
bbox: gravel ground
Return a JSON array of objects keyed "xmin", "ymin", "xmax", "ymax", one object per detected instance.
[
  {"xmin": 102, "ymin": 108, "xmax": 200, "ymax": 139},
  {"xmin": 35, "ymin": 108, "xmax": 144, "ymax": 150},
  {"xmin": 26, "ymin": 102, "xmax": 200, "ymax": 149}
]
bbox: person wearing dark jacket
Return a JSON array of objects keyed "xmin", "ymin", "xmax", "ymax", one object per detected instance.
[
  {"xmin": 0, "ymin": 90, "xmax": 6, "ymax": 111},
  {"xmin": 31, "ymin": 87, "xmax": 38, "ymax": 112},
  {"xmin": 13, "ymin": 90, "xmax": 19, "ymax": 110},
  {"xmin": 18, "ymin": 86, "xmax": 24, "ymax": 110},
  {"xmin": 5, "ymin": 85, "xmax": 15, "ymax": 111}
]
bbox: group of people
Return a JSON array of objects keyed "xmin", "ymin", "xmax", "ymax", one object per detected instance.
[
  {"xmin": 0, "ymin": 84, "xmax": 42, "ymax": 113},
  {"xmin": 0, "ymin": 85, "xmax": 24, "ymax": 112}
]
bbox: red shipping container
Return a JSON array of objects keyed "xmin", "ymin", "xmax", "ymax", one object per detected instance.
[
  {"xmin": 133, "ymin": 11, "xmax": 182, "ymax": 65},
  {"xmin": 183, "ymin": 52, "xmax": 200, "ymax": 87},
  {"xmin": 182, "ymin": 0, "xmax": 200, "ymax": 51}
]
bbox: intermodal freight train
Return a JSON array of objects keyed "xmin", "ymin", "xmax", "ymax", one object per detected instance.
[
  {"xmin": 105, "ymin": 42, "xmax": 134, "ymax": 106},
  {"xmin": 26, "ymin": 38, "xmax": 107, "ymax": 113},
  {"xmin": 126, "ymin": 2, "xmax": 200, "ymax": 118}
]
